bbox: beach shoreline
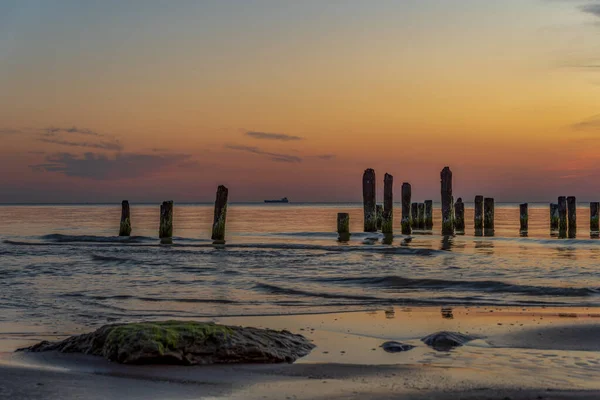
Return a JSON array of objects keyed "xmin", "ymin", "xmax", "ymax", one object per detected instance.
[{"xmin": 2, "ymin": 306, "xmax": 600, "ymax": 399}]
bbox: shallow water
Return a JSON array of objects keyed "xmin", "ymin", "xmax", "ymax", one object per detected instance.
[{"xmin": 0, "ymin": 203, "xmax": 599, "ymax": 335}]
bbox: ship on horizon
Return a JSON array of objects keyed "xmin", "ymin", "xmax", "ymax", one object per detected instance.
[{"xmin": 264, "ymin": 197, "xmax": 289, "ymax": 204}]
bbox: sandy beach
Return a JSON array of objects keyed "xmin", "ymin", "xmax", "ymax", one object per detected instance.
[{"xmin": 2, "ymin": 306, "xmax": 600, "ymax": 399}]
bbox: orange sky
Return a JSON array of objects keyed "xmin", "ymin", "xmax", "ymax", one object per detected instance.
[{"xmin": 1, "ymin": 1, "xmax": 599, "ymax": 202}]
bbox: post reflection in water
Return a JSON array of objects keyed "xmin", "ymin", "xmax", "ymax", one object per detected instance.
[
  {"xmin": 474, "ymin": 239, "xmax": 495, "ymax": 255},
  {"xmin": 441, "ymin": 307, "xmax": 454, "ymax": 319}
]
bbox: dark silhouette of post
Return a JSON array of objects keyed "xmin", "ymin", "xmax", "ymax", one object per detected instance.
[
  {"xmin": 159, "ymin": 201, "xmax": 173, "ymax": 242},
  {"xmin": 591, "ymin": 202, "xmax": 600, "ymax": 237},
  {"xmin": 441, "ymin": 167, "xmax": 454, "ymax": 235},
  {"xmin": 211, "ymin": 185, "xmax": 229, "ymax": 242},
  {"xmin": 558, "ymin": 196, "xmax": 567, "ymax": 236},
  {"xmin": 474, "ymin": 195, "xmax": 484, "ymax": 234},
  {"xmin": 520, "ymin": 203, "xmax": 528, "ymax": 235},
  {"xmin": 376, "ymin": 205, "xmax": 383, "ymax": 231},
  {"xmin": 454, "ymin": 198, "xmax": 465, "ymax": 234},
  {"xmin": 337, "ymin": 213, "xmax": 350, "ymax": 241},
  {"xmin": 382, "ymin": 173, "xmax": 394, "ymax": 234},
  {"xmin": 484, "ymin": 197, "xmax": 494, "ymax": 236},
  {"xmin": 363, "ymin": 169, "xmax": 377, "ymax": 232},
  {"xmin": 567, "ymin": 196, "xmax": 576, "ymax": 238},
  {"xmin": 401, "ymin": 183, "xmax": 412, "ymax": 235},
  {"xmin": 550, "ymin": 203, "xmax": 559, "ymax": 231},
  {"xmin": 119, "ymin": 200, "xmax": 132, "ymax": 237},
  {"xmin": 424, "ymin": 200, "xmax": 433, "ymax": 230},
  {"xmin": 418, "ymin": 203, "xmax": 425, "ymax": 230},
  {"xmin": 411, "ymin": 203, "xmax": 419, "ymax": 229}
]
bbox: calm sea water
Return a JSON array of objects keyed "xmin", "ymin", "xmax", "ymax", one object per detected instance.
[{"xmin": 1, "ymin": 203, "xmax": 599, "ymax": 335}]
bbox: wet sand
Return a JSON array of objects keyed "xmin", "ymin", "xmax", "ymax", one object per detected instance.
[{"xmin": 2, "ymin": 306, "xmax": 600, "ymax": 399}]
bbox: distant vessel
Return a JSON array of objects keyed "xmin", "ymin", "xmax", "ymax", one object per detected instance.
[{"xmin": 264, "ymin": 197, "xmax": 289, "ymax": 204}]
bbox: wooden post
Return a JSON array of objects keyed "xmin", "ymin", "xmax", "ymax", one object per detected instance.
[
  {"xmin": 484, "ymin": 197, "xmax": 494, "ymax": 236},
  {"xmin": 424, "ymin": 200, "xmax": 433, "ymax": 230},
  {"xmin": 382, "ymin": 173, "xmax": 393, "ymax": 234},
  {"xmin": 418, "ymin": 203, "xmax": 425, "ymax": 230},
  {"xmin": 159, "ymin": 201, "xmax": 173, "ymax": 242},
  {"xmin": 401, "ymin": 183, "xmax": 412, "ymax": 235},
  {"xmin": 119, "ymin": 200, "xmax": 132, "ymax": 237},
  {"xmin": 441, "ymin": 167, "xmax": 454, "ymax": 235},
  {"xmin": 411, "ymin": 203, "xmax": 419, "ymax": 229},
  {"xmin": 474, "ymin": 195, "xmax": 484, "ymax": 234},
  {"xmin": 337, "ymin": 213, "xmax": 350, "ymax": 241},
  {"xmin": 591, "ymin": 202, "xmax": 600, "ymax": 236},
  {"xmin": 454, "ymin": 198, "xmax": 465, "ymax": 234},
  {"xmin": 550, "ymin": 203, "xmax": 559, "ymax": 231},
  {"xmin": 211, "ymin": 185, "xmax": 229, "ymax": 242},
  {"xmin": 520, "ymin": 203, "xmax": 528, "ymax": 235},
  {"xmin": 363, "ymin": 169, "xmax": 377, "ymax": 232},
  {"xmin": 558, "ymin": 196, "xmax": 567, "ymax": 235},
  {"xmin": 567, "ymin": 196, "xmax": 576, "ymax": 238},
  {"xmin": 376, "ymin": 205, "xmax": 383, "ymax": 231}
]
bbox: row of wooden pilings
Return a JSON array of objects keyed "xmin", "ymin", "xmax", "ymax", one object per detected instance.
[
  {"xmin": 338, "ymin": 167, "xmax": 599, "ymax": 240},
  {"xmin": 118, "ymin": 185, "xmax": 230, "ymax": 243}
]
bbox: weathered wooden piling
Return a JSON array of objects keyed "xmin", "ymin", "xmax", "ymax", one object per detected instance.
[
  {"xmin": 159, "ymin": 201, "xmax": 173, "ymax": 241},
  {"xmin": 567, "ymin": 196, "xmax": 577, "ymax": 238},
  {"xmin": 411, "ymin": 203, "xmax": 419, "ymax": 229},
  {"xmin": 211, "ymin": 185, "xmax": 229, "ymax": 242},
  {"xmin": 337, "ymin": 212, "xmax": 350, "ymax": 241},
  {"xmin": 591, "ymin": 202, "xmax": 600, "ymax": 236},
  {"xmin": 550, "ymin": 203, "xmax": 559, "ymax": 231},
  {"xmin": 441, "ymin": 167, "xmax": 454, "ymax": 235},
  {"xmin": 382, "ymin": 173, "xmax": 394, "ymax": 234},
  {"xmin": 474, "ymin": 195, "xmax": 484, "ymax": 233},
  {"xmin": 454, "ymin": 198, "xmax": 465, "ymax": 234},
  {"xmin": 520, "ymin": 203, "xmax": 528, "ymax": 234},
  {"xmin": 484, "ymin": 197, "xmax": 495, "ymax": 236},
  {"xmin": 424, "ymin": 200, "xmax": 433, "ymax": 230},
  {"xmin": 418, "ymin": 203, "xmax": 425, "ymax": 230},
  {"xmin": 363, "ymin": 169, "xmax": 377, "ymax": 232},
  {"xmin": 401, "ymin": 183, "xmax": 412, "ymax": 235},
  {"xmin": 119, "ymin": 200, "xmax": 132, "ymax": 237},
  {"xmin": 376, "ymin": 205, "xmax": 383, "ymax": 231},
  {"xmin": 558, "ymin": 196, "xmax": 567, "ymax": 234}
]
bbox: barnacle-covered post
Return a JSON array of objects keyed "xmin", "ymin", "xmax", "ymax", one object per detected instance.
[
  {"xmin": 474, "ymin": 195, "xmax": 484, "ymax": 235},
  {"xmin": 567, "ymin": 196, "xmax": 577, "ymax": 238},
  {"xmin": 382, "ymin": 173, "xmax": 394, "ymax": 234},
  {"xmin": 363, "ymin": 169, "xmax": 377, "ymax": 232},
  {"xmin": 454, "ymin": 198, "xmax": 465, "ymax": 234},
  {"xmin": 337, "ymin": 212, "xmax": 350, "ymax": 242},
  {"xmin": 591, "ymin": 202, "xmax": 599, "ymax": 237},
  {"xmin": 520, "ymin": 203, "xmax": 528, "ymax": 235},
  {"xmin": 376, "ymin": 205, "xmax": 383, "ymax": 231},
  {"xmin": 119, "ymin": 200, "xmax": 132, "ymax": 237},
  {"xmin": 401, "ymin": 183, "xmax": 412, "ymax": 235},
  {"xmin": 441, "ymin": 167, "xmax": 454, "ymax": 235},
  {"xmin": 484, "ymin": 197, "xmax": 495, "ymax": 236},
  {"xmin": 411, "ymin": 203, "xmax": 419, "ymax": 230},
  {"xmin": 211, "ymin": 185, "xmax": 229, "ymax": 242},
  {"xmin": 550, "ymin": 203, "xmax": 559, "ymax": 231},
  {"xmin": 424, "ymin": 200, "xmax": 433, "ymax": 230},
  {"xmin": 159, "ymin": 200, "xmax": 174, "ymax": 243},
  {"xmin": 558, "ymin": 196, "xmax": 567, "ymax": 236},
  {"xmin": 418, "ymin": 203, "xmax": 425, "ymax": 230}
]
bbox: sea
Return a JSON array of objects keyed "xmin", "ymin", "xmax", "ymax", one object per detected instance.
[{"xmin": 1, "ymin": 203, "xmax": 599, "ymax": 337}]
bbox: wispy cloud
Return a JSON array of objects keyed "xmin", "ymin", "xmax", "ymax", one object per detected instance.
[
  {"xmin": 571, "ymin": 114, "xmax": 600, "ymax": 130},
  {"xmin": 245, "ymin": 131, "xmax": 304, "ymax": 141},
  {"xmin": 42, "ymin": 127, "xmax": 104, "ymax": 137},
  {"xmin": 0, "ymin": 129, "xmax": 22, "ymax": 135},
  {"xmin": 30, "ymin": 152, "xmax": 191, "ymax": 180},
  {"xmin": 38, "ymin": 138, "xmax": 123, "ymax": 151},
  {"xmin": 581, "ymin": 3, "xmax": 600, "ymax": 18},
  {"xmin": 225, "ymin": 144, "xmax": 302, "ymax": 163},
  {"xmin": 316, "ymin": 154, "xmax": 336, "ymax": 160}
]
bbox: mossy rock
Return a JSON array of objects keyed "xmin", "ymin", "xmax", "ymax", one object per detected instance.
[{"xmin": 20, "ymin": 321, "xmax": 315, "ymax": 365}]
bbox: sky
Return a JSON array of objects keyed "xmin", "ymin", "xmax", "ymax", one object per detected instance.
[{"xmin": 1, "ymin": 0, "xmax": 600, "ymax": 203}]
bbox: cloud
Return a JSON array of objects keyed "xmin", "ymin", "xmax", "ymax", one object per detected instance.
[
  {"xmin": 225, "ymin": 144, "xmax": 302, "ymax": 163},
  {"xmin": 0, "ymin": 128, "xmax": 22, "ymax": 135},
  {"xmin": 571, "ymin": 114, "xmax": 600, "ymax": 130},
  {"xmin": 30, "ymin": 152, "xmax": 191, "ymax": 180},
  {"xmin": 38, "ymin": 138, "xmax": 124, "ymax": 151},
  {"xmin": 245, "ymin": 131, "xmax": 303, "ymax": 141},
  {"xmin": 42, "ymin": 126, "xmax": 103, "ymax": 137},
  {"xmin": 581, "ymin": 3, "xmax": 600, "ymax": 18},
  {"xmin": 316, "ymin": 154, "xmax": 336, "ymax": 160}
]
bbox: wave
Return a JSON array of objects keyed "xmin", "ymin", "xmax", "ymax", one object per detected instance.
[
  {"xmin": 60, "ymin": 293, "xmax": 240, "ymax": 304},
  {"xmin": 41, "ymin": 234, "xmax": 155, "ymax": 243},
  {"xmin": 312, "ymin": 276, "xmax": 599, "ymax": 297}
]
